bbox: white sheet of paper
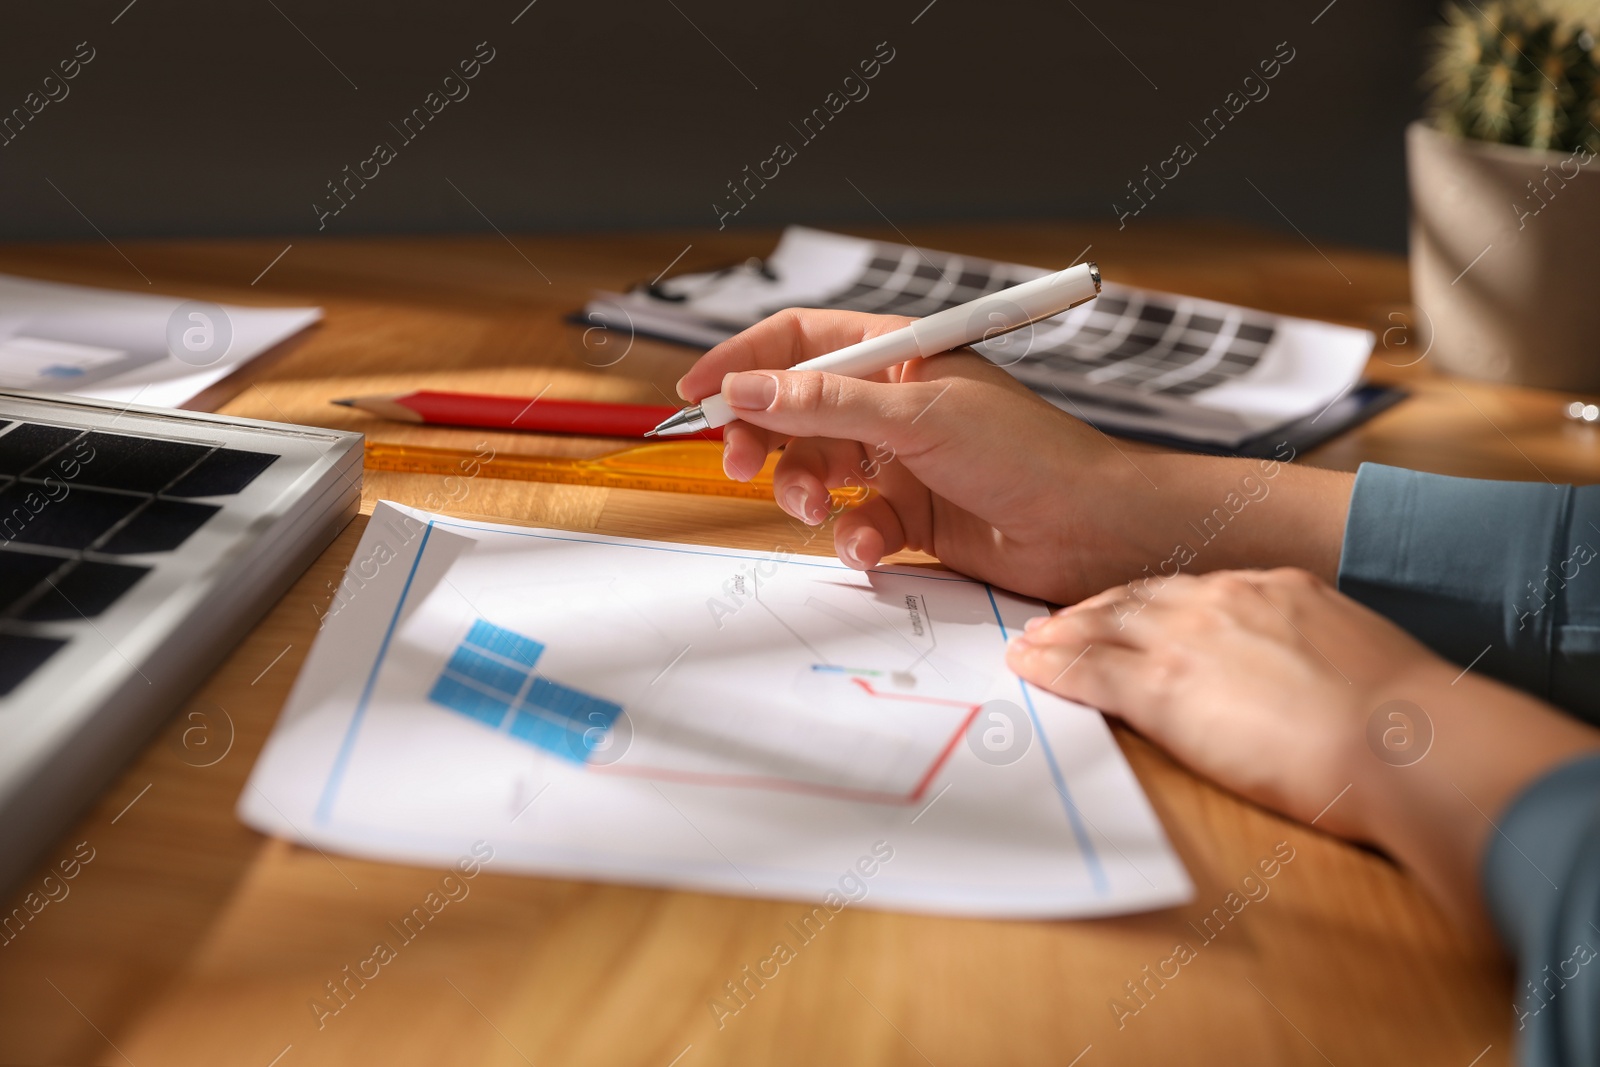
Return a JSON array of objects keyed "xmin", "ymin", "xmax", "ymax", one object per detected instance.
[
  {"xmin": 0, "ymin": 273, "xmax": 319, "ymax": 408},
  {"xmin": 239, "ymin": 502, "xmax": 1193, "ymax": 918}
]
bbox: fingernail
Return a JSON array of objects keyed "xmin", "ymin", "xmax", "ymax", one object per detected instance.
[
  {"xmin": 1024, "ymin": 615, "xmax": 1047, "ymax": 633},
  {"xmin": 784, "ymin": 484, "xmax": 808, "ymax": 519},
  {"xmin": 725, "ymin": 372, "xmax": 778, "ymax": 410},
  {"xmin": 1008, "ymin": 634, "xmax": 1033, "ymax": 652},
  {"xmin": 840, "ymin": 529, "xmax": 865, "ymax": 565},
  {"xmin": 675, "ymin": 376, "xmax": 690, "ymax": 402}
]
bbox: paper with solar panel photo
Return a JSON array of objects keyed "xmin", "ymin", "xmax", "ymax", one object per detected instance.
[
  {"xmin": 582, "ymin": 227, "xmax": 1374, "ymax": 447},
  {"xmin": 239, "ymin": 501, "xmax": 1192, "ymax": 917},
  {"xmin": 0, "ymin": 273, "xmax": 319, "ymax": 408}
]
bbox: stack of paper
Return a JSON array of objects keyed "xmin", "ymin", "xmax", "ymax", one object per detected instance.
[{"xmin": 581, "ymin": 227, "xmax": 1378, "ymax": 450}]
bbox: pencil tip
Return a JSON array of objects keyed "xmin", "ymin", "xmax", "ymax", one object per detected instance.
[
  {"xmin": 330, "ymin": 398, "xmax": 354, "ymax": 407},
  {"xmin": 643, "ymin": 429, "xmax": 658, "ymax": 438}
]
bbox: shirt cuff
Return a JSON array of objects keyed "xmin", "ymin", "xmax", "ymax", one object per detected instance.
[
  {"xmin": 1337, "ymin": 463, "xmax": 1574, "ymax": 700},
  {"xmin": 1481, "ymin": 753, "xmax": 1600, "ymax": 1064}
]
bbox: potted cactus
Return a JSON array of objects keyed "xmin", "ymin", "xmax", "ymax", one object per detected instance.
[{"xmin": 1409, "ymin": 1, "xmax": 1600, "ymax": 388}]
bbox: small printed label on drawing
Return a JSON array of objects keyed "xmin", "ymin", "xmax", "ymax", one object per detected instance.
[{"xmin": 905, "ymin": 595, "xmax": 924, "ymax": 637}]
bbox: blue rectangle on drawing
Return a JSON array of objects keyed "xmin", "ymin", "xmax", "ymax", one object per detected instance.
[
  {"xmin": 431, "ymin": 620, "xmax": 621, "ymax": 763},
  {"xmin": 463, "ymin": 619, "xmax": 544, "ymax": 667},
  {"xmin": 525, "ymin": 676, "xmax": 622, "ymax": 730},
  {"xmin": 444, "ymin": 644, "xmax": 527, "ymax": 697},
  {"xmin": 508, "ymin": 708, "xmax": 588, "ymax": 761},
  {"xmin": 428, "ymin": 674, "xmax": 512, "ymax": 729}
]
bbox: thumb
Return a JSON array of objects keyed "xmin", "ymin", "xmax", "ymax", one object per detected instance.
[{"xmin": 719, "ymin": 369, "xmax": 946, "ymax": 451}]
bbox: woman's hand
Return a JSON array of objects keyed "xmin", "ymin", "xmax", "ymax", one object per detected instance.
[
  {"xmin": 1006, "ymin": 566, "xmax": 1600, "ymax": 932},
  {"xmin": 1007, "ymin": 567, "xmax": 1430, "ymax": 838},
  {"xmin": 678, "ymin": 308, "xmax": 1355, "ymax": 605}
]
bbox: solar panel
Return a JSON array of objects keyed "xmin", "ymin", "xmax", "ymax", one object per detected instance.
[{"xmin": 0, "ymin": 390, "xmax": 362, "ymax": 893}]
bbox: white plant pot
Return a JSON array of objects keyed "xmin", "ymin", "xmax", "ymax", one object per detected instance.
[{"xmin": 1407, "ymin": 120, "xmax": 1600, "ymax": 389}]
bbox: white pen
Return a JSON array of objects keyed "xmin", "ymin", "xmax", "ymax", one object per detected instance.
[{"xmin": 646, "ymin": 261, "xmax": 1102, "ymax": 437}]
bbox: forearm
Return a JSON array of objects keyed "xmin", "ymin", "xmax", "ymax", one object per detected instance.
[{"xmin": 1110, "ymin": 452, "xmax": 1353, "ymax": 584}]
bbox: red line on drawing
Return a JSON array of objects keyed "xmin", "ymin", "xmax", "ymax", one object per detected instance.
[
  {"xmin": 908, "ymin": 706, "xmax": 981, "ymax": 802},
  {"xmin": 846, "ymin": 676, "xmax": 977, "ymax": 708},
  {"xmin": 588, "ymin": 762, "xmax": 913, "ymax": 805},
  {"xmin": 587, "ymin": 677, "xmax": 982, "ymax": 806}
]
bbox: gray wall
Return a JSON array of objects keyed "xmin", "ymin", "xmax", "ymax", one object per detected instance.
[{"xmin": 0, "ymin": 0, "xmax": 1434, "ymax": 249}]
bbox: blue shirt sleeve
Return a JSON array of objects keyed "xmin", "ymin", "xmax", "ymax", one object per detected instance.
[
  {"xmin": 1339, "ymin": 463, "xmax": 1600, "ymax": 1066},
  {"xmin": 1338, "ymin": 463, "xmax": 1600, "ymax": 726},
  {"xmin": 1482, "ymin": 753, "xmax": 1600, "ymax": 1067}
]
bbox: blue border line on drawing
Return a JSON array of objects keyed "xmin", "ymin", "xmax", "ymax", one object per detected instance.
[
  {"xmin": 984, "ymin": 584, "xmax": 1109, "ymax": 895},
  {"xmin": 314, "ymin": 520, "xmax": 435, "ymax": 824}
]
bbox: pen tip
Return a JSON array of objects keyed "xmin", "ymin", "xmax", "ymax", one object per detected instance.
[{"xmin": 330, "ymin": 398, "xmax": 354, "ymax": 407}]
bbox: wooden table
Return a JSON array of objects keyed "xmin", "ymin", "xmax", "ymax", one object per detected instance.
[{"xmin": 2, "ymin": 223, "xmax": 1591, "ymax": 1067}]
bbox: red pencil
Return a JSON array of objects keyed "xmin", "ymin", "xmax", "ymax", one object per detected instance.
[{"xmin": 330, "ymin": 390, "xmax": 720, "ymax": 439}]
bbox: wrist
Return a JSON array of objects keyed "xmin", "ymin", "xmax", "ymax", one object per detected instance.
[
  {"xmin": 1343, "ymin": 657, "xmax": 1461, "ymax": 852},
  {"xmin": 1130, "ymin": 452, "xmax": 1353, "ymax": 582}
]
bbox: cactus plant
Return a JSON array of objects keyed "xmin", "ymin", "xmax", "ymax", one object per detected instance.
[{"xmin": 1425, "ymin": 1, "xmax": 1600, "ymax": 153}]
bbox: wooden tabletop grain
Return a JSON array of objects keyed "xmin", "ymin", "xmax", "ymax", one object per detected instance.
[{"xmin": 2, "ymin": 222, "xmax": 1592, "ymax": 1067}]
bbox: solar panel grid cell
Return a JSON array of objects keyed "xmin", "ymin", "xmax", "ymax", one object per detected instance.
[{"xmin": 0, "ymin": 419, "xmax": 279, "ymax": 693}]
